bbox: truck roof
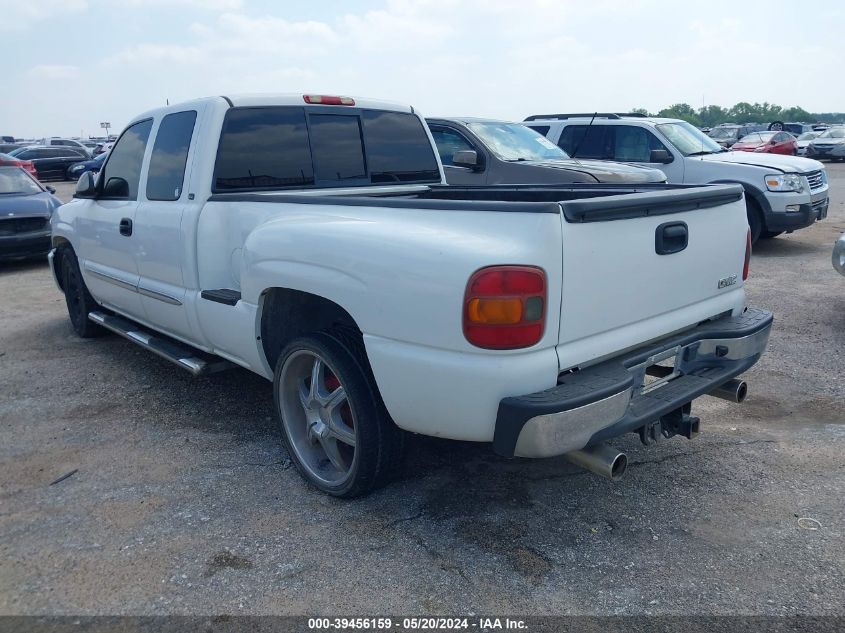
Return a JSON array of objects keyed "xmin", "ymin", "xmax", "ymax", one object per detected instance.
[{"xmin": 128, "ymin": 94, "xmax": 415, "ymax": 127}]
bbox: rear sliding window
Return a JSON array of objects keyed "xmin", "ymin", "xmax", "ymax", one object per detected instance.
[
  {"xmin": 213, "ymin": 106, "xmax": 440, "ymax": 192},
  {"xmin": 214, "ymin": 107, "xmax": 314, "ymax": 190}
]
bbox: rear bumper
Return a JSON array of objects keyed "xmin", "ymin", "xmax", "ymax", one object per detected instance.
[
  {"xmin": 494, "ymin": 308, "xmax": 773, "ymax": 458},
  {"xmin": 0, "ymin": 231, "xmax": 51, "ymax": 261}
]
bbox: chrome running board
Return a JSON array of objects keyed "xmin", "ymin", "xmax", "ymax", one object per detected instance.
[{"xmin": 88, "ymin": 311, "xmax": 234, "ymax": 376}]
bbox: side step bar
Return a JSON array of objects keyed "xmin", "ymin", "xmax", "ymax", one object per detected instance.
[{"xmin": 88, "ymin": 311, "xmax": 234, "ymax": 376}]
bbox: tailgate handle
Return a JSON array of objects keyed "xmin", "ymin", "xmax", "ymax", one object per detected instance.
[{"xmin": 655, "ymin": 221, "xmax": 688, "ymax": 255}]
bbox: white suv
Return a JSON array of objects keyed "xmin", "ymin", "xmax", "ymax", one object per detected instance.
[{"xmin": 525, "ymin": 113, "xmax": 829, "ymax": 242}]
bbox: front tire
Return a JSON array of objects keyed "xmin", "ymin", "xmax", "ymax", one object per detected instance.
[
  {"xmin": 760, "ymin": 231, "xmax": 783, "ymax": 239},
  {"xmin": 746, "ymin": 198, "xmax": 764, "ymax": 244},
  {"xmin": 273, "ymin": 332, "xmax": 404, "ymax": 498},
  {"xmin": 60, "ymin": 249, "xmax": 103, "ymax": 338}
]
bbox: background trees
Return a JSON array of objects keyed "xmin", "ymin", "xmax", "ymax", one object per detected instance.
[{"xmin": 629, "ymin": 103, "xmax": 841, "ymax": 127}]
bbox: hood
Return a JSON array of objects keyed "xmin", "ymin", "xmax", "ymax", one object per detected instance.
[
  {"xmin": 700, "ymin": 151, "xmax": 824, "ymax": 173},
  {"xmin": 523, "ymin": 159, "xmax": 666, "ymax": 183},
  {"xmin": 0, "ymin": 191, "xmax": 62, "ymax": 218},
  {"xmin": 811, "ymin": 137, "xmax": 845, "ymax": 146}
]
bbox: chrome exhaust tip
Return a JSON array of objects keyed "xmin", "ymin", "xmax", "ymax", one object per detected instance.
[
  {"xmin": 709, "ymin": 379, "xmax": 748, "ymax": 403},
  {"xmin": 565, "ymin": 443, "xmax": 627, "ymax": 481}
]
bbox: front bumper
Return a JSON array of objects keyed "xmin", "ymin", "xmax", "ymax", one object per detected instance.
[
  {"xmin": 766, "ymin": 188, "xmax": 829, "ymax": 231},
  {"xmin": 834, "ymin": 235, "xmax": 845, "ymax": 277},
  {"xmin": 494, "ymin": 308, "xmax": 773, "ymax": 458},
  {"xmin": 0, "ymin": 231, "xmax": 51, "ymax": 261}
]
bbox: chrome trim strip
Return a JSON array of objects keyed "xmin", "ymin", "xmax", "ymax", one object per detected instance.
[
  {"xmin": 138, "ymin": 286, "xmax": 183, "ymax": 306},
  {"xmin": 85, "ymin": 266, "xmax": 138, "ymax": 293}
]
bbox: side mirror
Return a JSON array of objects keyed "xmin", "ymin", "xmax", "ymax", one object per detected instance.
[
  {"xmin": 453, "ymin": 150, "xmax": 480, "ymax": 169},
  {"xmin": 46, "ymin": 186, "xmax": 56, "ymax": 194},
  {"xmin": 650, "ymin": 149, "xmax": 673, "ymax": 164},
  {"xmin": 101, "ymin": 177, "xmax": 129, "ymax": 198},
  {"xmin": 770, "ymin": 139, "xmax": 777, "ymax": 145},
  {"xmin": 74, "ymin": 171, "xmax": 97, "ymax": 198}
]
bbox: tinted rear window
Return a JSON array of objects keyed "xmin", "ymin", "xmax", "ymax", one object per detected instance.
[
  {"xmin": 309, "ymin": 114, "xmax": 367, "ymax": 182},
  {"xmin": 214, "ymin": 107, "xmax": 314, "ymax": 191},
  {"xmin": 361, "ymin": 110, "xmax": 440, "ymax": 184},
  {"xmin": 213, "ymin": 106, "xmax": 439, "ymax": 192}
]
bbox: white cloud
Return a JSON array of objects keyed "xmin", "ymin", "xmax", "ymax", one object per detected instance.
[
  {"xmin": 3, "ymin": 0, "xmax": 88, "ymax": 29},
  {"xmin": 28, "ymin": 64, "xmax": 81, "ymax": 79}
]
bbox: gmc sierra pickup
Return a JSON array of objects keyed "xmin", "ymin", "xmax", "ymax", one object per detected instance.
[{"xmin": 50, "ymin": 94, "xmax": 772, "ymax": 497}]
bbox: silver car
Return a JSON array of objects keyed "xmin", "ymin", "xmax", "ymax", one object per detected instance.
[
  {"xmin": 807, "ymin": 126, "xmax": 845, "ymax": 160},
  {"xmin": 796, "ymin": 131, "xmax": 821, "ymax": 156},
  {"xmin": 834, "ymin": 233, "xmax": 845, "ymax": 276}
]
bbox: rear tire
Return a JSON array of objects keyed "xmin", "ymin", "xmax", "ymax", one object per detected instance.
[
  {"xmin": 761, "ymin": 231, "xmax": 783, "ymax": 239},
  {"xmin": 273, "ymin": 331, "xmax": 404, "ymax": 498},
  {"xmin": 60, "ymin": 249, "xmax": 103, "ymax": 338},
  {"xmin": 746, "ymin": 198, "xmax": 764, "ymax": 244},
  {"xmin": 768, "ymin": 121, "xmax": 785, "ymax": 132}
]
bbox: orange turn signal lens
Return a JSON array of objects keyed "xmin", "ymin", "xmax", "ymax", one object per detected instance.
[{"xmin": 467, "ymin": 298, "xmax": 523, "ymax": 324}]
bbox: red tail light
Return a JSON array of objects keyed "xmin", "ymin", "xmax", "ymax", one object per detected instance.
[
  {"xmin": 742, "ymin": 228, "xmax": 751, "ymax": 281},
  {"xmin": 463, "ymin": 266, "xmax": 546, "ymax": 349},
  {"xmin": 303, "ymin": 94, "xmax": 355, "ymax": 106}
]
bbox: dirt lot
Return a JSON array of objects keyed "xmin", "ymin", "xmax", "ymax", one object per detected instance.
[{"xmin": 1, "ymin": 169, "xmax": 844, "ymax": 617}]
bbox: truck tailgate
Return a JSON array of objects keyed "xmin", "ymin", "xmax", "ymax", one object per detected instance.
[{"xmin": 555, "ymin": 185, "xmax": 749, "ymax": 371}]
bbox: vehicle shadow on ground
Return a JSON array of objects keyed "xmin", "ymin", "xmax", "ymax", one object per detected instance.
[
  {"xmin": 751, "ymin": 236, "xmax": 819, "ymax": 257},
  {"xmin": 0, "ymin": 258, "xmax": 49, "ymax": 275}
]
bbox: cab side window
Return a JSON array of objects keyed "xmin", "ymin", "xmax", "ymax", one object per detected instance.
[
  {"xmin": 557, "ymin": 125, "xmax": 610, "ymax": 159},
  {"xmin": 100, "ymin": 119, "xmax": 153, "ymax": 199},
  {"xmin": 430, "ymin": 128, "xmax": 475, "ymax": 166},
  {"xmin": 146, "ymin": 110, "xmax": 197, "ymax": 201},
  {"xmin": 614, "ymin": 126, "xmax": 671, "ymax": 162}
]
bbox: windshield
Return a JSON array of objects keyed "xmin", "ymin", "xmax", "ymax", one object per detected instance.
[
  {"xmin": 0, "ymin": 166, "xmax": 43, "ymax": 194},
  {"xmin": 738, "ymin": 132, "xmax": 773, "ymax": 144},
  {"xmin": 709, "ymin": 127, "xmax": 739, "ymax": 140},
  {"xmin": 797, "ymin": 132, "xmax": 819, "ymax": 141},
  {"xmin": 819, "ymin": 128, "xmax": 845, "ymax": 139},
  {"xmin": 657, "ymin": 121, "xmax": 724, "ymax": 156},
  {"xmin": 7, "ymin": 146, "xmax": 31, "ymax": 157},
  {"xmin": 466, "ymin": 122, "xmax": 570, "ymax": 161}
]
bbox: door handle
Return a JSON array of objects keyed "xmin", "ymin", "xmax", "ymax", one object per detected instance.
[
  {"xmin": 119, "ymin": 218, "xmax": 133, "ymax": 237},
  {"xmin": 655, "ymin": 221, "xmax": 688, "ymax": 255}
]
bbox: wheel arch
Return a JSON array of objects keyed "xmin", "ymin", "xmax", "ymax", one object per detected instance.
[
  {"xmin": 708, "ymin": 179, "xmax": 771, "ymax": 227},
  {"xmin": 51, "ymin": 236, "xmax": 73, "ymax": 291},
  {"xmin": 257, "ymin": 287, "xmax": 362, "ymax": 372}
]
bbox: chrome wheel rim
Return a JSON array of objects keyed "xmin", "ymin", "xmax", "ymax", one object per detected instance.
[{"xmin": 278, "ymin": 350, "xmax": 357, "ymax": 486}]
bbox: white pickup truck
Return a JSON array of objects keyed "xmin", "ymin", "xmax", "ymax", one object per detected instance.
[{"xmin": 50, "ymin": 94, "xmax": 773, "ymax": 497}]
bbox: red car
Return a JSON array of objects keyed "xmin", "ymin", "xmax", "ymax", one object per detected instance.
[
  {"xmin": 731, "ymin": 131, "xmax": 798, "ymax": 155},
  {"xmin": 0, "ymin": 152, "xmax": 38, "ymax": 178}
]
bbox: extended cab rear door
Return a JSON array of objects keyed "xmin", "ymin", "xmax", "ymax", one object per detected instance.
[{"xmin": 134, "ymin": 106, "xmax": 205, "ymax": 341}]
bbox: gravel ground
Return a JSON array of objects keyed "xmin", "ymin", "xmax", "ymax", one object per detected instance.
[{"xmin": 1, "ymin": 170, "xmax": 843, "ymax": 617}]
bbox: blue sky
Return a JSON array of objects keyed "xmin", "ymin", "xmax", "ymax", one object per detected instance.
[{"xmin": 3, "ymin": 0, "xmax": 843, "ymax": 138}]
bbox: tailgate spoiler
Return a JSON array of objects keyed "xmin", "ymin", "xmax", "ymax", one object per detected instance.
[{"xmin": 561, "ymin": 184, "xmax": 744, "ymax": 223}]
